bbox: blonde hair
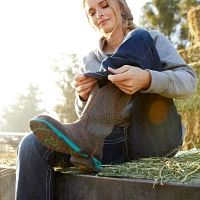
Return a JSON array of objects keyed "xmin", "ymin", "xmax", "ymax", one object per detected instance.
[{"xmin": 82, "ymin": 0, "xmax": 137, "ymax": 37}]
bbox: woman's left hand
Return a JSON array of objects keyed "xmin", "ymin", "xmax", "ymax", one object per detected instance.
[{"xmin": 108, "ymin": 65, "xmax": 151, "ymax": 95}]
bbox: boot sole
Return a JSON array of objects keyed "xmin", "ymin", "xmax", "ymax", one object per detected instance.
[
  {"xmin": 70, "ymin": 156, "xmax": 101, "ymax": 173},
  {"xmin": 30, "ymin": 119, "xmax": 102, "ymax": 172}
]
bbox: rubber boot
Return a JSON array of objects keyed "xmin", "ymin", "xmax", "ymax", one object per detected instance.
[{"xmin": 29, "ymin": 83, "xmax": 131, "ymax": 172}]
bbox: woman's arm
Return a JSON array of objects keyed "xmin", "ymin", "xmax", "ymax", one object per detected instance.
[
  {"xmin": 108, "ymin": 30, "xmax": 197, "ymax": 99},
  {"xmin": 145, "ymin": 30, "xmax": 197, "ymax": 99}
]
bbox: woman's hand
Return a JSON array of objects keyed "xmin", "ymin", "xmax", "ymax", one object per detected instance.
[
  {"xmin": 74, "ymin": 74, "xmax": 98, "ymax": 101},
  {"xmin": 108, "ymin": 65, "xmax": 151, "ymax": 95}
]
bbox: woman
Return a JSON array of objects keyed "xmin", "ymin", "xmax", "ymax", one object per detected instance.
[{"xmin": 15, "ymin": 0, "xmax": 197, "ymax": 199}]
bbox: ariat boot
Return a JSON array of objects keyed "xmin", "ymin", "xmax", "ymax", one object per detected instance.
[{"xmin": 29, "ymin": 83, "xmax": 131, "ymax": 172}]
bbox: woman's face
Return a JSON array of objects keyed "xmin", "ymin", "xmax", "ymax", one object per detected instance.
[{"xmin": 84, "ymin": 0, "xmax": 121, "ymax": 35}]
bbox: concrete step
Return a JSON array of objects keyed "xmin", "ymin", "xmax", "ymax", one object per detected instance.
[
  {"xmin": 55, "ymin": 172, "xmax": 200, "ymax": 200},
  {"xmin": 0, "ymin": 166, "xmax": 16, "ymax": 200},
  {"xmin": 1, "ymin": 167, "xmax": 200, "ymax": 200}
]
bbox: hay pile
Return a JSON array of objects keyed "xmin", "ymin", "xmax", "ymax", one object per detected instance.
[
  {"xmin": 178, "ymin": 43, "xmax": 200, "ymax": 64},
  {"xmin": 99, "ymin": 150, "xmax": 200, "ymax": 185},
  {"xmin": 56, "ymin": 150, "xmax": 200, "ymax": 185},
  {"xmin": 175, "ymin": 62, "xmax": 200, "ymax": 150},
  {"xmin": 187, "ymin": 5, "xmax": 200, "ymax": 42},
  {"xmin": 178, "ymin": 5, "xmax": 200, "ymax": 65},
  {"xmin": 0, "ymin": 158, "xmax": 16, "ymax": 167}
]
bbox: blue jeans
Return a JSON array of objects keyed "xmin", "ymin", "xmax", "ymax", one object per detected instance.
[{"xmin": 15, "ymin": 127, "xmax": 129, "ymax": 200}]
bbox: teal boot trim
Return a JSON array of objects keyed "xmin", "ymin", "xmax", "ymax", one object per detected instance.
[
  {"xmin": 31, "ymin": 118, "xmax": 88, "ymax": 158},
  {"xmin": 31, "ymin": 118, "xmax": 102, "ymax": 171}
]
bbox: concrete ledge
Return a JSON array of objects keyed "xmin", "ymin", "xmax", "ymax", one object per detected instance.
[
  {"xmin": 55, "ymin": 172, "xmax": 200, "ymax": 200},
  {"xmin": 1, "ymin": 167, "xmax": 200, "ymax": 200},
  {"xmin": 0, "ymin": 166, "xmax": 16, "ymax": 200}
]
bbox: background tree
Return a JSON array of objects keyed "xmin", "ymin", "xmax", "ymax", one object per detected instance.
[
  {"xmin": 51, "ymin": 54, "xmax": 80, "ymax": 123},
  {"xmin": 140, "ymin": 0, "xmax": 198, "ymax": 49},
  {"xmin": 0, "ymin": 84, "xmax": 46, "ymax": 132}
]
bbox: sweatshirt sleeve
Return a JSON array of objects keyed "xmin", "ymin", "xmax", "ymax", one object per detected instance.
[
  {"xmin": 75, "ymin": 92, "xmax": 87, "ymax": 118},
  {"xmin": 141, "ymin": 30, "xmax": 197, "ymax": 99}
]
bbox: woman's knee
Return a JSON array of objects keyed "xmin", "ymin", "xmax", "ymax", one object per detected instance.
[
  {"xmin": 128, "ymin": 28, "xmax": 149, "ymax": 39},
  {"xmin": 18, "ymin": 133, "xmax": 37, "ymax": 152},
  {"xmin": 17, "ymin": 132, "xmax": 49, "ymax": 159}
]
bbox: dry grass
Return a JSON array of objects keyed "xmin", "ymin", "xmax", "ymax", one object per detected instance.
[
  {"xmin": 99, "ymin": 152, "xmax": 200, "ymax": 185},
  {"xmin": 0, "ymin": 153, "xmax": 16, "ymax": 167},
  {"xmin": 56, "ymin": 150, "xmax": 200, "ymax": 185},
  {"xmin": 180, "ymin": 111, "xmax": 200, "ymax": 150},
  {"xmin": 0, "ymin": 157, "xmax": 16, "ymax": 167},
  {"xmin": 178, "ymin": 43, "xmax": 200, "ymax": 64},
  {"xmin": 187, "ymin": 5, "xmax": 200, "ymax": 43}
]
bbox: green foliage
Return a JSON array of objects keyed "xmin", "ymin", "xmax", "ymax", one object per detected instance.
[
  {"xmin": 0, "ymin": 84, "xmax": 46, "ymax": 132},
  {"xmin": 140, "ymin": 0, "xmax": 197, "ymax": 49},
  {"xmin": 175, "ymin": 62, "xmax": 200, "ymax": 111},
  {"xmin": 51, "ymin": 54, "xmax": 80, "ymax": 123}
]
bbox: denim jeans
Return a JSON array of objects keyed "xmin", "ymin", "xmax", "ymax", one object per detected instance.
[
  {"xmin": 15, "ymin": 126, "xmax": 129, "ymax": 200},
  {"xmin": 84, "ymin": 28, "xmax": 164, "ymax": 79},
  {"xmin": 102, "ymin": 126, "xmax": 129, "ymax": 164}
]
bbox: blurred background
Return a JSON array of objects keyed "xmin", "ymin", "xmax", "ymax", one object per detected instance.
[{"xmin": 0, "ymin": 0, "xmax": 200, "ymax": 160}]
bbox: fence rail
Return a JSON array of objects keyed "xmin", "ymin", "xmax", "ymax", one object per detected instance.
[{"xmin": 0, "ymin": 132, "xmax": 26, "ymax": 152}]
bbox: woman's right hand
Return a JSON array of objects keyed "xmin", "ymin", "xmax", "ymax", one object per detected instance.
[{"xmin": 74, "ymin": 74, "xmax": 98, "ymax": 101}]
